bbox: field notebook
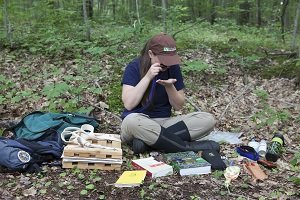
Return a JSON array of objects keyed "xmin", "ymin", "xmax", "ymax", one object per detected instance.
[
  {"xmin": 164, "ymin": 151, "xmax": 211, "ymax": 176},
  {"xmin": 114, "ymin": 170, "xmax": 147, "ymax": 187}
]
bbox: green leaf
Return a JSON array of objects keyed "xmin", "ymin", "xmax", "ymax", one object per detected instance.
[
  {"xmin": 86, "ymin": 184, "xmax": 95, "ymax": 190},
  {"xmin": 289, "ymin": 177, "xmax": 300, "ymax": 185},
  {"xmin": 78, "ymin": 174, "xmax": 85, "ymax": 179},
  {"xmin": 99, "ymin": 194, "xmax": 105, "ymax": 199},
  {"xmin": 67, "ymin": 185, "xmax": 74, "ymax": 190},
  {"xmin": 80, "ymin": 189, "xmax": 88, "ymax": 195},
  {"xmin": 42, "ymin": 82, "xmax": 70, "ymax": 98},
  {"xmin": 93, "ymin": 176, "xmax": 102, "ymax": 182},
  {"xmin": 45, "ymin": 181, "xmax": 52, "ymax": 187},
  {"xmin": 0, "ymin": 95, "xmax": 6, "ymax": 104},
  {"xmin": 59, "ymin": 172, "xmax": 67, "ymax": 177},
  {"xmin": 40, "ymin": 189, "xmax": 47, "ymax": 194},
  {"xmin": 12, "ymin": 95, "xmax": 22, "ymax": 103},
  {"xmin": 140, "ymin": 189, "xmax": 145, "ymax": 198},
  {"xmin": 148, "ymin": 183, "xmax": 155, "ymax": 190}
]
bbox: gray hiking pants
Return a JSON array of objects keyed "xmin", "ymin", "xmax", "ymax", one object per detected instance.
[{"xmin": 120, "ymin": 112, "xmax": 216, "ymax": 145}]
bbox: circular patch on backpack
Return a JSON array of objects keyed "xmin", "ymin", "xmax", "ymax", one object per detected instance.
[{"xmin": 17, "ymin": 151, "xmax": 31, "ymax": 163}]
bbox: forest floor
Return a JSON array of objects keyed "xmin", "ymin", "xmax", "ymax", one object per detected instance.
[{"xmin": 0, "ymin": 47, "xmax": 299, "ymax": 200}]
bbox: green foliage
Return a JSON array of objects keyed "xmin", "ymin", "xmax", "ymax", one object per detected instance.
[
  {"xmin": 251, "ymin": 89, "xmax": 291, "ymax": 128},
  {"xmin": 190, "ymin": 195, "xmax": 200, "ymax": 200},
  {"xmin": 183, "ymin": 60, "xmax": 211, "ymax": 73},
  {"xmin": 290, "ymin": 151, "xmax": 300, "ymax": 170},
  {"xmin": 289, "ymin": 177, "xmax": 300, "ymax": 185},
  {"xmin": 182, "ymin": 59, "xmax": 226, "ymax": 78},
  {"xmin": 140, "ymin": 188, "xmax": 145, "ymax": 199},
  {"xmin": 212, "ymin": 170, "xmax": 224, "ymax": 179},
  {"xmin": 80, "ymin": 189, "xmax": 88, "ymax": 195},
  {"xmin": 0, "ymin": 129, "xmax": 4, "ymax": 136},
  {"xmin": 106, "ymin": 82, "xmax": 123, "ymax": 114},
  {"xmin": 85, "ymin": 184, "xmax": 95, "ymax": 190}
]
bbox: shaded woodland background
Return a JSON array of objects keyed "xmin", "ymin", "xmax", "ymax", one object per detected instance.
[
  {"xmin": 0, "ymin": 0, "xmax": 300, "ymax": 199},
  {"xmin": 1, "ymin": 0, "xmax": 300, "ymax": 115}
]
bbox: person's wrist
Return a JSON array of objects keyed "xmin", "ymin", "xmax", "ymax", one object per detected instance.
[
  {"xmin": 164, "ymin": 83, "xmax": 174, "ymax": 89},
  {"xmin": 144, "ymin": 74, "xmax": 152, "ymax": 82}
]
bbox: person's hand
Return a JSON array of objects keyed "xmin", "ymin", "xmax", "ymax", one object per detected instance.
[
  {"xmin": 145, "ymin": 63, "xmax": 162, "ymax": 80},
  {"xmin": 156, "ymin": 79, "xmax": 177, "ymax": 87}
]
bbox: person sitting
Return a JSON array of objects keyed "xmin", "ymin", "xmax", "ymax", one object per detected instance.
[{"xmin": 120, "ymin": 33, "xmax": 219, "ymax": 154}]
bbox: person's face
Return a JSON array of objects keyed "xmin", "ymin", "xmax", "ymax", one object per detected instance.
[
  {"xmin": 148, "ymin": 50, "xmax": 160, "ymax": 64},
  {"xmin": 148, "ymin": 50, "xmax": 170, "ymax": 71}
]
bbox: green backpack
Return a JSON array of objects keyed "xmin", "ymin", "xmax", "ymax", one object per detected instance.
[{"xmin": 9, "ymin": 111, "xmax": 99, "ymax": 140}]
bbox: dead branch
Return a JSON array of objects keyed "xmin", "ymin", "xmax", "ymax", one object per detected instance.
[
  {"xmin": 172, "ymin": 18, "xmax": 207, "ymax": 39},
  {"xmin": 218, "ymin": 85, "xmax": 251, "ymax": 124},
  {"xmin": 172, "ymin": 11, "xmax": 216, "ymax": 39},
  {"xmin": 81, "ymin": 99, "xmax": 122, "ymax": 123},
  {"xmin": 261, "ymin": 49, "xmax": 297, "ymax": 58},
  {"xmin": 185, "ymin": 97, "xmax": 201, "ymax": 112}
]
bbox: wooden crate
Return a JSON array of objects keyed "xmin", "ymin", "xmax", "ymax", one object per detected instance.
[
  {"xmin": 62, "ymin": 161, "xmax": 121, "ymax": 170},
  {"xmin": 62, "ymin": 133, "xmax": 122, "ymax": 170}
]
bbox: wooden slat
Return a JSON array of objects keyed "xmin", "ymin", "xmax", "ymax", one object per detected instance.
[
  {"xmin": 62, "ymin": 162, "xmax": 121, "ymax": 170},
  {"xmin": 62, "ymin": 133, "xmax": 122, "ymax": 170}
]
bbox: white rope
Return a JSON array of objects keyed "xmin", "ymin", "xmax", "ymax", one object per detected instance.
[{"xmin": 61, "ymin": 125, "xmax": 121, "ymax": 151}]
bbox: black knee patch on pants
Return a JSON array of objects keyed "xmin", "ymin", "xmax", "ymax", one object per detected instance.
[
  {"xmin": 151, "ymin": 127, "xmax": 187, "ymax": 153},
  {"xmin": 165, "ymin": 121, "xmax": 191, "ymax": 141}
]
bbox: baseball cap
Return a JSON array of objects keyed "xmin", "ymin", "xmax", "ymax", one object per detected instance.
[{"xmin": 148, "ymin": 33, "xmax": 181, "ymax": 66}]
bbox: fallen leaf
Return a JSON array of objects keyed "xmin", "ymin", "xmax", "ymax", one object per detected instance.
[{"xmin": 22, "ymin": 186, "xmax": 37, "ymax": 197}]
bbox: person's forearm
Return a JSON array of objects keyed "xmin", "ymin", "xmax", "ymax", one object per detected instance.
[
  {"xmin": 122, "ymin": 76, "xmax": 152, "ymax": 110},
  {"xmin": 165, "ymin": 85, "xmax": 185, "ymax": 110}
]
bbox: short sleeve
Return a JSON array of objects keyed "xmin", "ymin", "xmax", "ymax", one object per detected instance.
[
  {"xmin": 170, "ymin": 65, "xmax": 185, "ymax": 91},
  {"xmin": 121, "ymin": 58, "xmax": 140, "ymax": 86}
]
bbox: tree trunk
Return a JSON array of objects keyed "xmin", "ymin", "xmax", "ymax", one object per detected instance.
[
  {"xmin": 58, "ymin": 0, "xmax": 64, "ymax": 9},
  {"xmin": 291, "ymin": 2, "xmax": 300, "ymax": 49},
  {"xmin": 210, "ymin": 0, "xmax": 217, "ymax": 25},
  {"xmin": 4, "ymin": 0, "xmax": 13, "ymax": 48},
  {"xmin": 86, "ymin": 0, "xmax": 93, "ymax": 19},
  {"xmin": 162, "ymin": 0, "xmax": 167, "ymax": 33},
  {"xmin": 237, "ymin": 1, "xmax": 251, "ymax": 25},
  {"xmin": 135, "ymin": 0, "xmax": 141, "ymax": 25},
  {"xmin": 281, "ymin": 0, "xmax": 289, "ymax": 42},
  {"xmin": 151, "ymin": 0, "xmax": 154, "ymax": 24},
  {"xmin": 256, "ymin": 0, "xmax": 262, "ymax": 27},
  {"xmin": 112, "ymin": 0, "xmax": 116, "ymax": 21},
  {"xmin": 83, "ymin": 0, "xmax": 91, "ymax": 41}
]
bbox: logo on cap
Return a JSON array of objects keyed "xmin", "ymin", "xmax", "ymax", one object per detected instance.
[{"xmin": 163, "ymin": 47, "xmax": 176, "ymax": 52}]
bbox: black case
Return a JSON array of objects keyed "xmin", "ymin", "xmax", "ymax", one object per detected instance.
[{"xmin": 202, "ymin": 150, "xmax": 226, "ymax": 171}]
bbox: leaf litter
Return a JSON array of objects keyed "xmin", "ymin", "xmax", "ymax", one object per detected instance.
[{"xmin": 0, "ymin": 48, "xmax": 299, "ymax": 199}]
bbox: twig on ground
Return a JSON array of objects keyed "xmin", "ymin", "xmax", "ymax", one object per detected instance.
[
  {"xmin": 286, "ymin": 148, "xmax": 299, "ymax": 154},
  {"xmin": 185, "ymin": 97, "xmax": 201, "ymax": 112},
  {"xmin": 82, "ymin": 100, "xmax": 122, "ymax": 122},
  {"xmin": 269, "ymin": 97, "xmax": 299, "ymax": 107},
  {"xmin": 218, "ymin": 85, "xmax": 251, "ymax": 124}
]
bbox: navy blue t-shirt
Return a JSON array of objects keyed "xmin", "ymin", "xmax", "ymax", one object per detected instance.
[{"xmin": 121, "ymin": 58, "xmax": 185, "ymax": 119}]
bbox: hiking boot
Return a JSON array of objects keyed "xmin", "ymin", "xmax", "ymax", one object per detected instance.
[{"xmin": 132, "ymin": 138, "xmax": 150, "ymax": 155}]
